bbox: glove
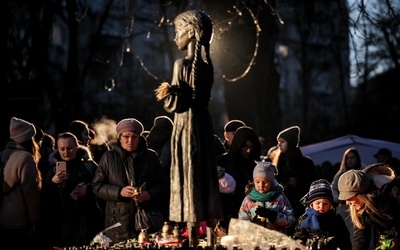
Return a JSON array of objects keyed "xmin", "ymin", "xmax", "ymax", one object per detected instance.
[{"xmin": 255, "ymin": 206, "xmax": 277, "ymax": 223}]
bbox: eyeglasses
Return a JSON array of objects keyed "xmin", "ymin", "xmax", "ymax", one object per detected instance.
[{"xmin": 121, "ymin": 135, "xmax": 139, "ymax": 140}]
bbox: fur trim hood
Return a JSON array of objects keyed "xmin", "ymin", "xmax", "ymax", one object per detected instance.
[{"xmin": 362, "ymin": 163, "xmax": 396, "ymax": 189}]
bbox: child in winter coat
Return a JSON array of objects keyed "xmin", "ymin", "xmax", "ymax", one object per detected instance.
[
  {"xmin": 292, "ymin": 179, "xmax": 351, "ymax": 250},
  {"xmin": 238, "ymin": 161, "xmax": 295, "ymax": 234}
]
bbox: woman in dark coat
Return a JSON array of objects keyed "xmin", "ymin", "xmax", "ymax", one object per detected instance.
[
  {"xmin": 92, "ymin": 118, "xmax": 166, "ymax": 243},
  {"xmin": 145, "ymin": 115, "xmax": 173, "ymax": 221},
  {"xmin": 217, "ymin": 126, "xmax": 262, "ymax": 210},
  {"xmin": 216, "ymin": 126, "xmax": 261, "ymax": 232},
  {"xmin": 273, "ymin": 126, "xmax": 316, "ymax": 235},
  {"xmin": 44, "ymin": 132, "xmax": 103, "ymax": 247},
  {"xmin": 155, "ymin": 10, "xmax": 223, "ymax": 247},
  {"xmin": 338, "ymin": 163, "xmax": 400, "ymax": 249}
]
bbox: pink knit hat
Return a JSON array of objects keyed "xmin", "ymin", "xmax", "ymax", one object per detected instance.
[{"xmin": 116, "ymin": 118, "xmax": 144, "ymax": 136}]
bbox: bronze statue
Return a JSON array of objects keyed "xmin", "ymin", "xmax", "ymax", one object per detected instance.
[{"xmin": 155, "ymin": 10, "xmax": 223, "ymax": 247}]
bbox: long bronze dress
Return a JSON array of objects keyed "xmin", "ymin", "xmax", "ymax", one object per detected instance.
[{"xmin": 164, "ymin": 56, "xmax": 223, "ymax": 224}]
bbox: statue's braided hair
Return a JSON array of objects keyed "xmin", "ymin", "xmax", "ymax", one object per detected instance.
[{"xmin": 174, "ymin": 10, "xmax": 214, "ymax": 91}]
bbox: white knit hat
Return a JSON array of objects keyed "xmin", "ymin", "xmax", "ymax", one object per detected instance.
[{"xmin": 9, "ymin": 117, "xmax": 36, "ymax": 143}]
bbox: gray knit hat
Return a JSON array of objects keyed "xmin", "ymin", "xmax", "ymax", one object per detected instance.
[
  {"xmin": 253, "ymin": 161, "xmax": 277, "ymax": 182},
  {"xmin": 338, "ymin": 169, "xmax": 371, "ymax": 200},
  {"xmin": 9, "ymin": 117, "xmax": 36, "ymax": 143},
  {"xmin": 116, "ymin": 118, "xmax": 144, "ymax": 136}
]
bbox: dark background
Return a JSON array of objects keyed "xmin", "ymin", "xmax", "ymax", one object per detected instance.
[{"xmin": 1, "ymin": 0, "xmax": 399, "ymax": 155}]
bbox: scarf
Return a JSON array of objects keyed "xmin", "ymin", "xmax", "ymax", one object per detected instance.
[
  {"xmin": 300, "ymin": 207, "xmax": 321, "ymax": 231},
  {"xmin": 249, "ymin": 183, "xmax": 283, "ymax": 202}
]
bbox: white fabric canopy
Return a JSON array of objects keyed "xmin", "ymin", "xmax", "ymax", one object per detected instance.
[{"xmin": 300, "ymin": 134, "xmax": 400, "ymax": 166}]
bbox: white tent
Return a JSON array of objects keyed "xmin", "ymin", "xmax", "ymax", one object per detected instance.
[{"xmin": 300, "ymin": 134, "xmax": 400, "ymax": 166}]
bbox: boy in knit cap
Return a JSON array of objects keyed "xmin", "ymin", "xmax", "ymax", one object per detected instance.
[
  {"xmin": 292, "ymin": 179, "xmax": 351, "ymax": 250},
  {"xmin": 238, "ymin": 161, "xmax": 295, "ymax": 233}
]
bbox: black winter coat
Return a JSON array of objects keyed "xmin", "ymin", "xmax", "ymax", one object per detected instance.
[
  {"xmin": 275, "ymin": 147, "xmax": 316, "ymax": 220},
  {"xmin": 92, "ymin": 138, "xmax": 166, "ymax": 243},
  {"xmin": 44, "ymin": 147, "xmax": 102, "ymax": 246},
  {"xmin": 292, "ymin": 209, "xmax": 351, "ymax": 250},
  {"xmin": 353, "ymin": 179, "xmax": 400, "ymax": 249},
  {"xmin": 216, "ymin": 126, "xmax": 261, "ymax": 215}
]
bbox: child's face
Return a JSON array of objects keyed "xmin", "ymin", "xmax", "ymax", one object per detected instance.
[
  {"xmin": 174, "ymin": 24, "xmax": 191, "ymax": 51},
  {"xmin": 254, "ymin": 177, "xmax": 273, "ymax": 193},
  {"xmin": 311, "ymin": 198, "xmax": 332, "ymax": 214}
]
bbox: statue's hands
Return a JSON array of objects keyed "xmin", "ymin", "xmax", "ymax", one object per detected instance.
[{"xmin": 155, "ymin": 82, "xmax": 171, "ymax": 101}]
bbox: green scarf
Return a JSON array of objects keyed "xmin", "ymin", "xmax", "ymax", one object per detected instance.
[{"xmin": 249, "ymin": 183, "xmax": 284, "ymax": 203}]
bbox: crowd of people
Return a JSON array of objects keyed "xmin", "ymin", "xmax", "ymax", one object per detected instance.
[
  {"xmin": 1, "ymin": 8, "xmax": 400, "ymax": 250},
  {"xmin": 1, "ymin": 115, "xmax": 399, "ymax": 249}
]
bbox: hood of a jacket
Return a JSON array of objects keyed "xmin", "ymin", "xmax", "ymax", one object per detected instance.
[
  {"xmin": 363, "ymin": 163, "xmax": 396, "ymax": 188},
  {"xmin": 228, "ymin": 126, "xmax": 261, "ymax": 161},
  {"xmin": 363, "ymin": 163, "xmax": 396, "ymax": 179}
]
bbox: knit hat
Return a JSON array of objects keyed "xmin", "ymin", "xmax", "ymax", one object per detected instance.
[
  {"xmin": 253, "ymin": 161, "xmax": 277, "ymax": 182},
  {"xmin": 277, "ymin": 126, "xmax": 300, "ymax": 147},
  {"xmin": 307, "ymin": 179, "xmax": 334, "ymax": 205},
  {"xmin": 154, "ymin": 116, "xmax": 173, "ymax": 129},
  {"xmin": 116, "ymin": 118, "xmax": 144, "ymax": 136},
  {"xmin": 338, "ymin": 169, "xmax": 371, "ymax": 200},
  {"xmin": 218, "ymin": 172, "xmax": 236, "ymax": 194},
  {"xmin": 224, "ymin": 120, "xmax": 245, "ymax": 132},
  {"xmin": 9, "ymin": 117, "xmax": 36, "ymax": 143}
]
